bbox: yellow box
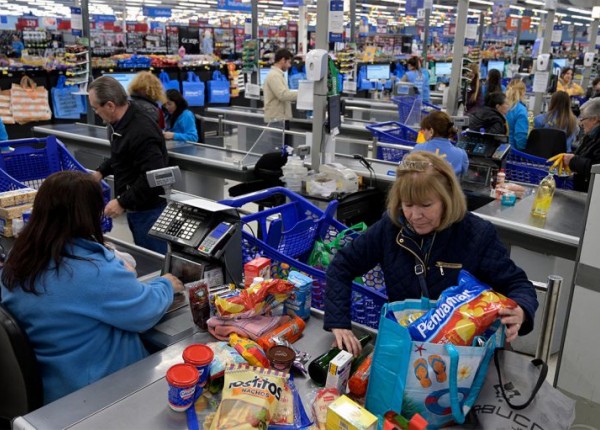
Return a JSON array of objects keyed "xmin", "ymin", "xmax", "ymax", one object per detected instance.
[
  {"xmin": 0, "ymin": 189, "xmax": 36, "ymax": 208},
  {"xmin": 0, "ymin": 203, "xmax": 32, "ymax": 220},
  {"xmin": 326, "ymin": 395, "xmax": 378, "ymax": 430}
]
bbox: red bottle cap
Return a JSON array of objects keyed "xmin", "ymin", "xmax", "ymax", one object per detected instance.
[
  {"xmin": 166, "ymin": 363, "xmax": 199, "ymax": 388},
  {"xmin": 182, "ymin": 344, "xmax": 214, "ymax": 366}
]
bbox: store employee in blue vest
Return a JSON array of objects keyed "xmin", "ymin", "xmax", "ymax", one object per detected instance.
[{"xmin": 88, "ymin": 76, "xmax": 169, "ymax": 254}]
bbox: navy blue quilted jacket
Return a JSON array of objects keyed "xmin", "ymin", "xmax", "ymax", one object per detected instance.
[{"xmin": 325, "ymin": 212, "xmax": 538, "ymax": 335}]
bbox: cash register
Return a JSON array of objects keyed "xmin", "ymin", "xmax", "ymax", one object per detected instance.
[
  {"xmin": 457, "ymin": 130, "xmax": 510, "ymax": 209},
  {"xmin": 143, "ymin": 167, "xmax": 243, "ymax": 349}
]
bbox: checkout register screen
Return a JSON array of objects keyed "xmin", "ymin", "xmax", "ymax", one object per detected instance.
[{"xmin": 169, "ymin": 254, "xmax": 204, "ymax": 284}]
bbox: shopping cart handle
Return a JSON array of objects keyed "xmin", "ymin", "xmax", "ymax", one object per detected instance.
[{"xmin": 220, "ymin": 186, "xmax": 312, "ymax": 208}]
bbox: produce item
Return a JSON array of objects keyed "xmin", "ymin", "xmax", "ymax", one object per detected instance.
[
  {"xmin": 311, "ymin": 388, "xmax": 340, "ymax": 430},
  {"xmin": 209, "ymin": 364, "xmax": 288, "ymax": 430},
  {"xmin": 547, "ymin": 153, "xmax": 571, "ymax": 176},
  {"xmin": 229, "ymin": 333, "xmax": 269, "ymax": 368},
  {"xmin": 308, "ymin": 333, "xmax": 372, "ymax": 386},
  {"xmin": 348, "ymin": 352, "xmax": 373, "ymax": 398},
  {"xmin": 408, "ymin": 271, "xmax": 517, "ymax": 346},
  {"xmin": 326, "ymin": 395, "xmax": 378, "ymax": 430}
]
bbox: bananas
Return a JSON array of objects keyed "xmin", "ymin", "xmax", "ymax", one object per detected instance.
[{"xmin": 547, "ymin": 153, "xmax": 571, "ymax": 176}]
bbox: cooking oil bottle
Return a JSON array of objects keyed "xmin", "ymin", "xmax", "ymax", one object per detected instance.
[{"xmin": 531, "ymin": 174, "xmax": 556, "ymax": 218}]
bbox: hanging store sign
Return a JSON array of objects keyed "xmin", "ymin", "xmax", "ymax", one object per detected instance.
[
  {"xmin": 143, "ymin": 7, "xmax": 172, "ymax": 18},
  {"xmin": 283, "ymin": 0, "xmax": 304, "ymax": 6},
  {"xmin": 93, "ymin": 15, "xmax": 116, "ymax": 22},
  {"xmin": 328, "ymin": 0, "xmax": 344, "ymax": 43},
  {"xmin": 57, "ymin": 19, "xmax": 71, "ymax": 31},
  {"xmin": 551, "ymin": 24, "xmax": 562, "ymax": 47},
  {"xmin": 70, "ymin": 7, "xmax": 82, "ymax": 37},
  {"xmin": 217, "ymin": 0, "xmax": 252, "ymax": 13},
  {"xmin": 506, "ymin": 16, "xmax": 531, "ymax": 31},
  {"xmin": 126, "ymin": 22, "xmax": 149, "ymax": 32},
  {"xmin": 17, "ymin": 17, "xmax": 38, "ymax": 30},
  {"xmin": 465, "ymin": 17, "xmax": 478, "ymax": 46},
  {"xmin": 178, "ymin": 26, "xmax": 200, "ymax": 54}
]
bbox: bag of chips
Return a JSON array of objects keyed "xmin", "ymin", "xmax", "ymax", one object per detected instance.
[
  {"xmin": 408, "ymin": 271, "xmax": 517, "ymax": 346},
  {"xmin": 209, "ymin": 364, "xmax": 288, "ymax": 430},
  {"xmin": 215, "ymin": 279, "xmax": 294, "ymax": 319}
]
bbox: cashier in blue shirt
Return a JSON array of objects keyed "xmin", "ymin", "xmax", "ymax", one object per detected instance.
[
  {"xmin": 163, "ymin": 89, "xmax": 199, "ymax": 143},
  {"xmin": 412, "ymin": 110, "xmax": 469, "ymax": 177}
]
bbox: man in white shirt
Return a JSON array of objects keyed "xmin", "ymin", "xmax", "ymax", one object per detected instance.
[{"xmin": 263, "ymin": 48, "xmax": 298, "ymax": 123}]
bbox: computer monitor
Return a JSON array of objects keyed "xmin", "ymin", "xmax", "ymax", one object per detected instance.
[
  {"xmin": 366, "ymin": 64, "xmax": 390, "ymax": 81},
  {"xmin": 327, "ymin": 94, "xmax": 341, "ymax": 133},
  {"xmin": 553, "ymin": 58, "xmax": 568, "ymax": 71},
  {"xmin": 435, "ymin": 62, "xmax": 452, "ymax": 76},
  {"xmin": 488, "ymin": 61, "xmax": 505, "ymax": 75},
  {"xmin": 260, "ymin": 67, "xmax": 287, "ymax": 87},
  {"xmin": 103, "ymin": 73, "xmax": 138, "ymax": 92},
  {"xmin": 519, "ymin": 58, "xmax": 534, "ymax": 73}
]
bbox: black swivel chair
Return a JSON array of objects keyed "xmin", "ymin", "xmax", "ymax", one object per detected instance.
[
  {"xmin": 0, "ymin": 304, "xmax": 43, "ymax": 429},
  {"xmin": 524, "ymin": 128, "xmax": 567, "ymax": 159},
  {"xmin": 228, "ymin": 151, "xmax": 289, "ymax": 210}
]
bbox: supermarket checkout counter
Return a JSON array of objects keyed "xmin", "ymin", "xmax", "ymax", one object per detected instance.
[
  {"xmin": 32, "ymin": 123, "xmax": 258, "ymax": 201},
  {"xmin": 12, "ymin": 310, "xmax": 375, "ymax": 430}
]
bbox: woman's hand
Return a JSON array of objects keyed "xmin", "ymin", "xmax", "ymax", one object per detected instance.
[
  {"xmin": 163, "ymin": 131, "xmax": 175, "ymax": 140},
  {"xmin": 331, "ymin": 328, "xmax": 362, "ymax": 357},
  {"xmin": 162, "ymin": 273, "xmax": 184, "ymax": 294},
  {"xmin": 498, "ymin": 305, "xmax": 526, "ymax": 343},
  {"xmin": 562, "ymin": 153, "xmax": 574, "ymax": 168}
]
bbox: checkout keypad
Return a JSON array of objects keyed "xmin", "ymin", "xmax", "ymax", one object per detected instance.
[{"xmin": 151, "ymin": 203, "xmax": 206, "ymax": 242}]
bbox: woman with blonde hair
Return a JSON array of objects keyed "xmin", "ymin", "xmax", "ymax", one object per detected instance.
[
  {"xmin": 505, "ymin": 79, "xmax": 529, "ymax": 150},
  {"xmin": 465, "ymin": 63, "xmax": 483, "ymax": 113},
  {"xmin": 128, "ymin": 71, "xmax": 167, "ymax": 128},
  {"xmin": 323, "ymin": 151, "xmax": 538, "ymax": 355},
  {"xmin": 533, "ymin": 91, "xmax": 579, "ymax": 152}
]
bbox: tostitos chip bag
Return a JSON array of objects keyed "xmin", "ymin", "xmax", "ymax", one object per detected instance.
[
  {"xmin": 408, "ymin": 271, "xmax": 517, "ymax": 346},
  {"xmin": 209, "ymin": 364, "xmax": 288, "ymax": 430}
]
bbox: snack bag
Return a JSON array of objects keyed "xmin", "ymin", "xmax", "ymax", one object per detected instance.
[
  {"xmin": 229, "ymin": 333, "xmax": 270, "ymax": 368},
  {"xmin": 209, "ymin": 364, "xmax": 288, "ymax": 430},
  {"xmin": 269, "ymin": 374, "xmax": 312, "ymax": 429},
  {"xmin": 206, "ymin": 342, "xmax": 247, "ymax": 381},
  {"xmin": 215, "ymin": 279, "xmax": 295, "ymax": 319},
  {"xmin": 311, "ymin": 388, "xmax": 339, "ymax": 430},
  {"xmin": 408, "ymin": 271, "xmax": 517, "ymax": 346}
]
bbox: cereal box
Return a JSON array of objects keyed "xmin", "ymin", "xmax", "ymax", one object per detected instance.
[{"xmin": 326, "ymin": 395, "xmax": 378, "ymax": 430}]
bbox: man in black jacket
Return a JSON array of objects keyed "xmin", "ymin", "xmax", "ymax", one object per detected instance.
[{"xmin": 89, "ymin": 76, "xmax": 168, "ymax": 253}]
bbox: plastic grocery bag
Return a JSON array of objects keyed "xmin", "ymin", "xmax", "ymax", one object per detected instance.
[
  {"xmin": 365, "ymin": 279, "xmax": 504, "ymax": 428},
  {"xmin": 182, "ymin": 71, "xmax": 205, "ymax": 107}
]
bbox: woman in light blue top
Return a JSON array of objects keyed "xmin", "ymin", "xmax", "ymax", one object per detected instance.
[
  {"xmin": 505, "ymin": 79, "xmax": 529, "ymax": 151},
  {"xmin": 412, "ymin": 110, "xmax": 468, "ymax": 177},
  {"xmin": 0, "ymin": 171, "xmax": 184, "ymax": 404},
  {"xmin": 401, "ymin": 56, "xmax": 430, "ymax": 103},
  {"xmin": 163, "ymin": 89, "xmax": 199, "ymax": 143},
  {"xmin": 533, "ymin": 91, "xmax": 579, "ymax": 152}
]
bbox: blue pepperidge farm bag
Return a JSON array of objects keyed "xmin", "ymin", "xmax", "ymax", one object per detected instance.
[
  {"xmin": 365, "ymin": 271, "xmax": 504, "ymax": 429},
  {"xmin": 182, "ymin": 71, "xmax": 205, "ymax": 107},
  {"xmin": 207, "ymin": 70, "xmax": 231, "ymax": 104}
]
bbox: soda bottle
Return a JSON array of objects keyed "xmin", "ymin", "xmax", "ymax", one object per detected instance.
[
  {"xmin": 308, "ymin": 333, "xmax": 372, "ymax": 386},
  {"xmin": 530, "ymin": 174, "xmax": 556, "ymax": 218}
]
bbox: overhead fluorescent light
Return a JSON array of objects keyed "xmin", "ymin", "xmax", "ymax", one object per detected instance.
[
  {"xmin": 470, "ymin": 0, "xmax": 493, "ymax": 5},
  {"xmin": 525, "ymin": 0, "xmax": 544, "ymax": 5},
  {"xmin": 567, "ymin": 7, "xmax": 591, "ymax": 15}
]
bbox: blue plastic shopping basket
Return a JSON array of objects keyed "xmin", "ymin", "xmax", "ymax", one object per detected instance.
[
  {"xmin": 0, "ymin": 136, "xmax": 113, "ymax": 232},
  {"xmin": 506, "ymin": 148, "xmax": 573, "ymax": 190},
  {"xmin": 219, "ymin": 187, "xmax": 387, "ymax": 329}
]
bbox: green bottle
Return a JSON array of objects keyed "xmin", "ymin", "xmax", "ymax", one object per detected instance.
[{"xmin": 308, "ymin": 333, "xmax": 372, "ymax": 386}]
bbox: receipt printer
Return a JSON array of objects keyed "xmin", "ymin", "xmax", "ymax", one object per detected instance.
[
  {"xmin": 306, "ymin": 49, "xmax": 329, "ymax": 81},
  {"xmin": 319, "ymin": 163, "xmax": 359, "ymax": 193}
]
